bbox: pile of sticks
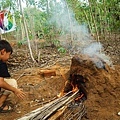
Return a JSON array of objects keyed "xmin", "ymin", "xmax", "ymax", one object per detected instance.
[{"xmin": 17, "ymin": 90, "xmax": 86, "ymax": 120}]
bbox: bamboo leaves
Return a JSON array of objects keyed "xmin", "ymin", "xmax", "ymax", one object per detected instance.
[{"xmin": 66, "ymin": 0, "xmax": 120, "ymax": 40}]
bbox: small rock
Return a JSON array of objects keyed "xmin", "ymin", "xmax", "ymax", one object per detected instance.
[
  {"xmin": 16, "ymin": 111, "xmax": 21, "ymax": 114},
  {"xmin": 118, "ymin": 112, "xmax": 120, "ymax": 116}
]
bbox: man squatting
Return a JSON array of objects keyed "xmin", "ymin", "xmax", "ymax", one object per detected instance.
[{"xmin": 0, "ymin": 39, "xmax": 25, "ymax": 113}]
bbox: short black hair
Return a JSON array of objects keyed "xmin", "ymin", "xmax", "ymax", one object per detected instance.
[{"xmin": 0, "ymin": 40, "xmax": 13, "ymax": 54}]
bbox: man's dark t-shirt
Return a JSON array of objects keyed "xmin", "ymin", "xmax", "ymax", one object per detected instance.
[{"xmin": 0, "ymin": 60, "xmax": 10, "ymax": 78}]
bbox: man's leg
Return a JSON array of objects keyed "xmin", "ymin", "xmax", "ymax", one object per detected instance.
[
  {"xmin": 0, "ymin": 78, "xmax": 17, "ymax": 111},
  {"xmin": 0, "ymin": 95, "xmax": 9, "ymax": 110}
]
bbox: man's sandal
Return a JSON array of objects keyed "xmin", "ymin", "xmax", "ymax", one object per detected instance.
[{"xmin": 0, "ymin": 102, "xmax": 14, "ymax": 113}]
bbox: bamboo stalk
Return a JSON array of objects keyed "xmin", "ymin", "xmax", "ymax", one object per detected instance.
[
  {"xmin": 83, "ymin": 10, "xmax": 92, "ymax": 35},
  {"xmin": 102, "ymin": 0, "xmax": 109, "ymax": 40},
  {"xmin": 88, "ymin": 0, "xmax": 102, "ymax": 53},
  {"xmin": 64, "ymin": 0, "xmax": 74, "ymax": 47},
  {"xmin": 18, "ymin": 0, "xmax": 35, "ymax": 62},
  {"xmin": 94, "ymin": 2, "xmax": 104, "ymax": 37},
  {"xmin": 88, "ymin": 0, "xmax": 100, "ymax": 42}
]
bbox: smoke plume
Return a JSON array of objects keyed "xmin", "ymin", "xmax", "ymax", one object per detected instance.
[{"xmin": 49, "ymin": 0, "xmax": 112, "ymax": 67}]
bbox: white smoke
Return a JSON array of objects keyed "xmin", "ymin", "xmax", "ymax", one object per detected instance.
[
  {"xmin": 82, "ymin": 42, "xmax": 102, "ymax": 56},
  {"xmin": 48, "ymin": 0, "xmax": 112, "ymax": 67}
]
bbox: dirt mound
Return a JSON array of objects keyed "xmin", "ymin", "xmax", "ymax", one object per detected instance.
[
  {"xmin": 0, "ymin": 41, "xmax": 119, "ymax": 120},
  {"xmin": 66, "ymin": 54, "xmax": 120, "ymax": 120}
]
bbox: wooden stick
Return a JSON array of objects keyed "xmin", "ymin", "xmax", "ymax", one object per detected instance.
[
  {"xmin": 48, "ymin": 106, "xmax": 67, "ymax": 120},
  {"xmin": 17, "ymin": 91, "xmax": 79, "ymax": 120}
]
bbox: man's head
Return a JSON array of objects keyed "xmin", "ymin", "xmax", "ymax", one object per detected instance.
[{"xmin": 0, "ymin": 40, "xmax": 13, "ymax": 62}]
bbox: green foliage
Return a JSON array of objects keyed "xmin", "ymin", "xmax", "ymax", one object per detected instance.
[
  {"xmin": 0, "ymin": 0, "xmax": 15, "ymax": 9},
  {"xmin": 58, "ymin": 47, "xmax": 66, "ymax": 54},
  {"xmin": 17, "ymin": 40, "xmax": 26, "ymax": 48},
  {"xmin": 53, "ymin": 39, "xmax": 60, "ymax": 47},
  {"xmin": 51, "ymin": 39, "xmax": 66, "ymax": 54},
  {"xmin": 1, "ymin": 0, "xmax": 119, "ymax": 47},
  {"xmin": 66, "ymin": 0, "xmax": 120, "ymax": 38},
  {"xmin": 24, "ymin": 7, "xmax": 48, "ymax": 33}
]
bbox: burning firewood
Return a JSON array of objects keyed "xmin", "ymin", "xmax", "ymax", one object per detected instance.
[
  {"xmin": 61, "ymin": 54, "xmax": 108, "ymax": 101},
  {"xmin": 17, "ymin": 91, "xmax": 82, "ymax": 120}
]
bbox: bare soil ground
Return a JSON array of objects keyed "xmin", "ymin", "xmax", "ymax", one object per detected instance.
[{"xmin": 0, "ymin": 36, "xmax": 120, "ymax": 120}]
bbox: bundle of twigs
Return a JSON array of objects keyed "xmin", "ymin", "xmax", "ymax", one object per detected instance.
[{"xmin": 17, "ymin": 90, "xmax": 86, "ymax": 120}]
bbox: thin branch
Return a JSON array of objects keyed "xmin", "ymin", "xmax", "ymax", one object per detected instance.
[{"xmin": 18, "ymin": 0, "xmax": 36, "ymax": 62}]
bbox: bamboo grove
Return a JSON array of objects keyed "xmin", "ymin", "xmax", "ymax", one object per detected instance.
[{"xmin": 0, "ymin": 0, "xmax": 119, "ymax": 61}]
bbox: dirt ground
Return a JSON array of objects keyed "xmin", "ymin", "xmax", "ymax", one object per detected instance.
[{"xmin": 0, "ymin": 37, "xmax": 120, "ymax": 120}]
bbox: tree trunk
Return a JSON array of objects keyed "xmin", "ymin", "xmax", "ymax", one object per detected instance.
[
  {"xmin": 64, "ymin": 0, "xmax": 74, "ymax": 46},
  {"xmin": 18, "ymin": 0, "xmax": 35, "ymax": 62}
]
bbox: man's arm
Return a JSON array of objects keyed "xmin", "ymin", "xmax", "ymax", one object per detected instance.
[
  {"xmin": 0, "ymin": 77, "xmax": 16, "ymax": 92},
  {"xmin": 0, "ymin": 77, "xmax": 25, "ymax": 99}
]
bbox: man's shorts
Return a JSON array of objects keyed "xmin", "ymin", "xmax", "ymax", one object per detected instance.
[{"xmin": 0, "ymin": 78, "xmax": 18, "ymax": 96}]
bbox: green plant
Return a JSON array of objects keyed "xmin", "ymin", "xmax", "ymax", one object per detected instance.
[
  {"xmin": 58, "ymin": 47, "xmax": 66, "ymax": 54},
  {"xmin": 17, "ymin": 40, "xmax": 26, "ymax": 48},
  {"xmin": 53, "ymin": 39, "xmax": 60, "ymax": 47}
]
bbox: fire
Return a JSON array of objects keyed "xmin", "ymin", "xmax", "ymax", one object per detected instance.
[
  {"xmin": 72, "ymin": 84, "xmax": 78, "ymax": 93},
  {"xmin": 75, "ymin": 94, "xmax": 84, "ymax": 101},
  {"xmin": 58, "ymin": 68, "xmax": 87, "ymax": 101},
  {"xmin": 58, "ymin": 75, "xmax": 87, "ymax": 101}
]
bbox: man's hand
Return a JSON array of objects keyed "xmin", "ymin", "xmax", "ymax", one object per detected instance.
[
  {"xmin": 0, "ymin": 77, "xmax": 26, "ymax": 99},
  {"xmin": 13, "ymin": 88, "xmax": 26, "ymax": 99}
]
